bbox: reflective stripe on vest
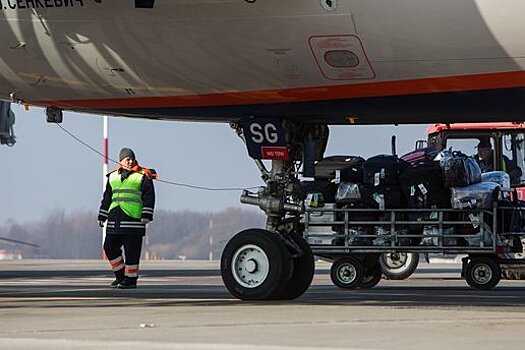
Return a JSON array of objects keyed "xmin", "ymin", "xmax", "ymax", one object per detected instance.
[{"xmin": 108, "ymin": 172, "xmax": 144, "ymax": 219}]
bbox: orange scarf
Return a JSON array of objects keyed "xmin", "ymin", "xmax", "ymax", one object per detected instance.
[{"xmin": 117, "ymin": 163, "xmax": 158, "ymax": 180}]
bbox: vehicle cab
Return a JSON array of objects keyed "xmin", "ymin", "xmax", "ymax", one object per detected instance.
[{"xmin": 426, "ymin": 122, "xmax": 525, "ymax": 198}]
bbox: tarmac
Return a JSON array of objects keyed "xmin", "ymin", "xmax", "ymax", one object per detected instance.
[{"xmin": 1, "ymin": 259, "xmax": 525, "ymax": 350}]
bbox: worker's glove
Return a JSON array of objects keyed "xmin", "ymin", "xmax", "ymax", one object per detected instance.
[
  {"xmin": 98, "ymin": 220, "xmax": 105, "ymax": 228},
  {"xmin": 141, "ymin": 218, "xmax": 151, "ymax": 225}
]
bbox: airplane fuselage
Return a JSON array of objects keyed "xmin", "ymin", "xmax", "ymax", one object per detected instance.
[{"xmin": 0, "ymin": 0, "xmax": 524, "ymax": 124}]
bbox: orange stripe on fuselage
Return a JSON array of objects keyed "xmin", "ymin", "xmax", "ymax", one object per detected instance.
[{"xmin": 31, "ymin": 70, "xmax": 525, "ymax": 110}]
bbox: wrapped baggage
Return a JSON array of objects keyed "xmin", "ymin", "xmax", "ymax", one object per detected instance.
[
  {"xmin": 439, "ymin": 150, "xmax": 482, "ymax": 188},
  {"xmin": 336, "ymin": 182, "xmax": 361, "ymax": 203},
  {"xmin": 363, "ymin": 155, "xmax": 409, "ymax": 186},
  {"xmin": 371, "ymin": 226, "xmax": 410, "ymax": 246},
  {"xmin": 481, "ymin": 171, "xmax": 510, "ymax": 188},
  {"xmin": 360, "ymin": 185, "xmax": 403, "ymax": 209},
  {"xmin": 372, "ymin": 226, "xmax": 391, "ymax": 246},
  {"xmin": 315, "ymin": 155, "xmax": 365, "ymax": 180},
  {"xmin": 466, "ymin": 223, "xmax": 493, "ymax": 247},
  {"xmin": 450, "ymin": 181, "xmax": 500, "ymax": 209},
  {"xmin": 420, "ymin": 227, "xmax": 457, "ymax": 246},
  {"xmin": 347, "ymin": 227, "xmax": 371, "ymax": 246},
  {"xmin": 399, "ymin": 160, "xmax": 448, "ymax": 208},
  {"xmin": 400, "ymin": 146, "xmax": 438, "ymax": 164}
]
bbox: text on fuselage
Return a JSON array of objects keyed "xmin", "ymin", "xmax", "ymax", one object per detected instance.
[{"xmin": 1, "ymin": 0, "xmax": 84, "ymax": 10}]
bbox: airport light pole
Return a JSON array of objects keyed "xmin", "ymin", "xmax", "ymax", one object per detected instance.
[{"xmin": 102, "ymin": 116, "xmax": 108, "ymax": 259}]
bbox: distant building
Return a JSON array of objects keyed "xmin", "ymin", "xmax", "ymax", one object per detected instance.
[{"xmin": 0, "ymin": 250, "xmax": 22, "ymax": 260}]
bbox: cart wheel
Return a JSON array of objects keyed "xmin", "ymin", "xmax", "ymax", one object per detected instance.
[
  {"xmin": 380, "ymin": 252, "xmax": 419, "ymax": 280},
  {"xmin": 330, "ymin": 257, "xmax": 364, "ymax": 289},
  {"xmin": 360, "ymin": 262, "xmax": 382, "ymax": 289},
  {"xmin": 465, "ymin": 257, "xmax": 501, "ymax": 290}
]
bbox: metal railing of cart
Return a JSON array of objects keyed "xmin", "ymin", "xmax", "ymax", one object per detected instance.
[{"xmin": 303, "ymin": 204, "xmax": 525, "ymax": 256}]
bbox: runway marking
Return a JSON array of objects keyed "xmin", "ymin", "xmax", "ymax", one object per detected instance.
[{"xmin": 0, "ymin": 339, "xmax": 373, "ymax": 350}]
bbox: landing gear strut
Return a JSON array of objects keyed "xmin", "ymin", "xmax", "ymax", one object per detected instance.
[{"xmin": 221, "ymin": 120, "xmax": 328, "ymax": 300}]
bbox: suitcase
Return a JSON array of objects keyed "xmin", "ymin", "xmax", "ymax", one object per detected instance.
[
  {"xmin": 300, "ymin": 180, "xmax": 337, "ymax": 203},
  {"xmin": 440, "ymin": 151, "xmax": 482, "ymax": 188},
  {"xmin": 363, "ymin": 155, "xmax": 408, "ymax": 186},
  {"xmin": 360, "ymin": 185, "xmax": 404, "ymax": 209},
  {"xmin": 399, "ymin": 160, "xmax": 449, "ymax": 208},
  {"xmin": 339, "ymin": 163, "xmax": 364, "ymax": 182},
  {"xmin": 315, "ymin": 155, "xmax": 365, "ymax": 180},
  {"xmin": 336, "ymin": 182, "xmax": 361, "ymax": 203},
  {"xmin": 400, "ymin": 146, "xmax": 438, "ymax": 164},
  {"xmin": 450, "ymin": 181, "xmax": 500, "ymax": 209}
]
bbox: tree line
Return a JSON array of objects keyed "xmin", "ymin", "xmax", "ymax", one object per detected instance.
[{"xmin": 0, "ymin": 208, "xmax": 265, "ymax": 260}]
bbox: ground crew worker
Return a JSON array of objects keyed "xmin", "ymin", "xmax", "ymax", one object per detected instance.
[
  {"xmin": 98, "ymin": 147, "xmax": 156, "ymax": 289},
  {"xmin": 474, "ymin": 137, "xmax": 522, "ymax": 184}
]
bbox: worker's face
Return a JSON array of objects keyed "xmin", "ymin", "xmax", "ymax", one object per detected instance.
[
  {"xmin": 119, "ymin": 157, "xmax": 136, "ymax": 169},
  {"xmin": 477, "ymin": 146, "xmax": 492, "ymax": 161}
]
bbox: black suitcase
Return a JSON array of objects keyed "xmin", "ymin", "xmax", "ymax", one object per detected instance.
[
  {"xmin": 440, "ymin": 151, "xmax": 482, "ymax": 188},
  {"xmin": 335, "ymin": 202, "xmax": 379, "ymax": 222},
  {"xmin": 400, "ymin": 146, "xmax": 438, "ymax": 164},
  {"xmin": 360, "ymin": 185, "xmax": 404, "ymax": 209},
  {"xmin": 363, "ymin": 155, "xmax": 408, "ymax": 186},
  {"xmin": 315, "ymin": 155, "xmax": 365, "ymax": 180},
  {"xmin": 399, "ymin": 161, "xmax": 449, "ymax": 208},
  {"xmin": 300, "ymin": 180, "xmax": 337, "ymax": 203}
]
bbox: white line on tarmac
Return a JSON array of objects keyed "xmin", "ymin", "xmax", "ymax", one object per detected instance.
[{"xmin": 0, "ymin": 339, "xmax": 374, "ymax": 350}]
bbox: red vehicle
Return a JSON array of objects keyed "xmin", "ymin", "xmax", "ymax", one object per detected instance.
[
  {"xmin": 426, "ymin": 122, "xmax": 525, "ymax": 199},
  {"xmin": 381, "ymin": 123, "xmax": 525, "ymax": 282}
]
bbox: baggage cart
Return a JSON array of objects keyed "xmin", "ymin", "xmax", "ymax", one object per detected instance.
[{"xmin": 303, "ymin": 203, "xmax": 525, "ymax": 290}]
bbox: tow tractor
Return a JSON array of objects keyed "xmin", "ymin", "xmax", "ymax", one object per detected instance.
[
  {"xmin": 426, "ymin": 122, "xmax": 525, "ymax": 195},
  {"xmin": 220, "ymin": 119, "xmax": 525, "ymax": 300},
  {"xmin": 377, "ymin": 122, "xmax": 525, "ymax": 280}
]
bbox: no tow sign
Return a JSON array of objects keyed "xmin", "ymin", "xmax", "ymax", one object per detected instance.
[{"xmin": 241, "ymin": 118, "xmax": 289, "ymax": 160}]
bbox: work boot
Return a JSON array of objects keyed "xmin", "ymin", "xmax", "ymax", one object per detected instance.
[
  {"xmin": 110, "ymin": 270, "xmax": 125, "ymax": 288},
  {"xmin": 118, "ymin": 277, "xmax": 137, "ymax": 289}
]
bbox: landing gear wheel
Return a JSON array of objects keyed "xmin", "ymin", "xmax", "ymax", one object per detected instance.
[
  {"xmin": 221, "ymin": 229, "xmax": 292, "ymax": 300},
  {"xmin": 465, "ymin": 257, "xmax": 501, "ymax": 290},
  {"xmin": 330, "ymin": 257, "xmax": 364, "ymax": 289},
  {"xmin": 360, "ymin": 262, "xmax": 382, "ymax": 289},
  {"xmin": 276, "ymin": 233, "xmax": 315, "ymax": 300},
  {"xmin": 380, "ymin": 252, "xmax": 419, "ymax": 280}
]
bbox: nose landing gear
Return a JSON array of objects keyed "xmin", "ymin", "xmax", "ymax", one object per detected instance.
[{"xmin": 221, "ymin": 120, "xmax": 328, "ymax": 300}]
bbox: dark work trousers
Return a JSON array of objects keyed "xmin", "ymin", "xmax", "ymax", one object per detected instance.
[{"xmin": 104, "ymin": 234, "xmax": 144, "ymax": 281}]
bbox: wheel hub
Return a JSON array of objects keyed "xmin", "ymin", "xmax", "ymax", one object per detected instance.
[
  {"xmin": 338, "ymin": 264, "xmax": 356, "ymax": 283},
  {"xmin": 473, "ymin": 264, "xmax": 492, "ymax": 284},
  {"xmin": 245, "ymin": 259, "xmax": 257, "ymax": 273},
  {"xmin": 231, "ymin": 244, "xmax": 270, "ymax": 288},
  {"xmin": 384, "ymin": 252, "xmax": 408, "ymax": 269}
]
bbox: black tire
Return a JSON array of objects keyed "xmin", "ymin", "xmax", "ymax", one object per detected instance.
[
  {"xmin": 465, "ymin": 257, "xmax": 501, "ymax": 290},
  {"xmin": 330, "ymin": 257, "xmax": 364, "ymax": 289},
  {"xmin": 276, "ymin": 233, "xmax": 315, "ymax": 300},
  {"xmin": 360, "ymin": 262, "xmax": 382, "ymax": 289},
  {"xmin": 221, "ymin": 229, "xmax": 292, "ymax": 300},
  {"xmin": 380, "ymin": 252, "xmax": 419, "ymax": 280}
]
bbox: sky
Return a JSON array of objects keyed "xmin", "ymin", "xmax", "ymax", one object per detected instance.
[{"xmin": 1, "ymin": 105, "xmax": 427, "ymax": 224}]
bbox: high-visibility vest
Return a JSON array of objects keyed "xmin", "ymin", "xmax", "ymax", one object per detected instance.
[{"xmin": 108, "ymin": 171, "xmax": 144, "ymax": 219}]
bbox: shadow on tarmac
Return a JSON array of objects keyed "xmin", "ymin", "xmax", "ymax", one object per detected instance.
[{"xmin": 1, "ymin": 269, "xmax": 525, "ymax": 309}]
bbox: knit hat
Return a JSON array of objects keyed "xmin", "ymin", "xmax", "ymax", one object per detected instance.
[
  {"xmin": 477, "ymin": 137, "xmax": 492, "ymax": 149},
  {"xmin": 119, "ymin": 147, "xmax": 136, "ymax": 161}
]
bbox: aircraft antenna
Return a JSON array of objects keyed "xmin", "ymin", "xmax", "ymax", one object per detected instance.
[{"xmin": 0, "ymin": 101, "xmax": 16, "ymax": 146}]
